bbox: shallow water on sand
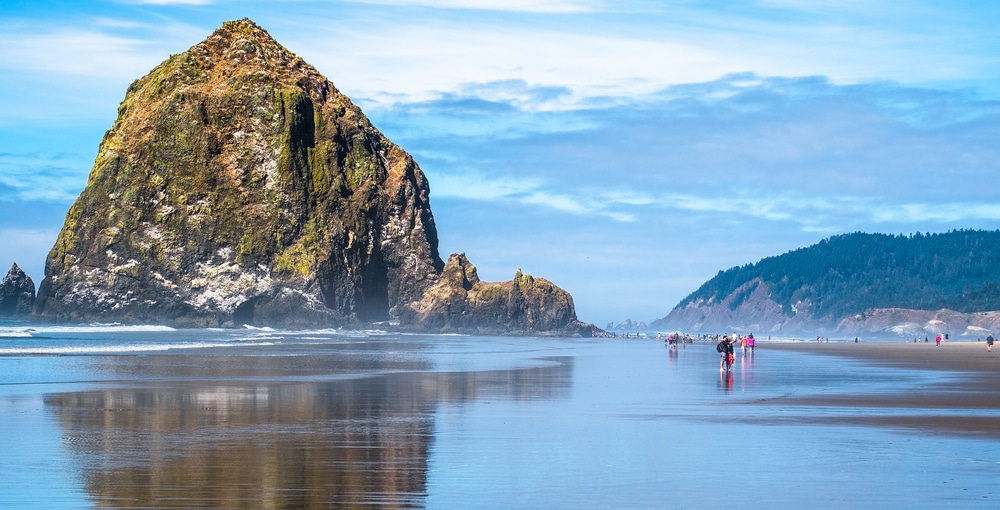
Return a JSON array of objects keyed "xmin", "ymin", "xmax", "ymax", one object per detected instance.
[{"xmin": 1, "ymin": 326, "xmax": 998, "ymax": 508}]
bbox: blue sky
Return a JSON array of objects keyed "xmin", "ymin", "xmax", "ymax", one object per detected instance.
[{"xmin": 2, "ymin": 0, "xmax": 1000, "ymax": 326}]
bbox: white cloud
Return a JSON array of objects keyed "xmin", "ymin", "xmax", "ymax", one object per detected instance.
[
  {"xmin": 0, "ymin": 27, "xmax": 152, "ymax": 78},
  {"xmin": 0, "ymin": 152, "xmax": 89, "ymax": 202},
  {"xmin": 123, "ymin": 0, "xmax": 214, "ymax": 5},
  {"xmin": 285, "ymin": 1, "xmax": 1000, "ymax": 108},
  {"xmin": 871, "ymin": 203, "xmax": 1000, "ymax": 224},
  {"xmin": 429, "ymin": 171, "xmax": 642, "ymax": 221},
  {"xmin": 657, "ymin": 190, "xmax": 1000, "ymax": 232},
  {"xmin": 346, "ymin": 0, "xmax": 600, "ymax": 13},
  {"xmin": 430, "ymin": 171, "xmax": 542, "ymax": 200},
  {"xmin": 0, "ymin": 18, "xmax": 207, "ymax": 80},
  {"xmin": 293, "ymin": 21, "xmax": 742, "ymax": 106}
]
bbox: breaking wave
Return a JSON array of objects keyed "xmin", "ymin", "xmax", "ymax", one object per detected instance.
[{"xmin": 0, "ymin": 341, "xmax": 276, "ymax": 355}]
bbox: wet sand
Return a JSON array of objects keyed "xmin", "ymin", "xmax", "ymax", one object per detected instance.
[
  {"xmin": 762, "ymin": 341, "xmax": 1000, "ymax": 435},
  {"xmin": 767, "ymin": 340, "xmax": 1000, "ymax": 373}
]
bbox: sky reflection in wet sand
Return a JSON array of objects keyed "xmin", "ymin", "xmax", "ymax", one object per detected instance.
[{"xmin": 1, "ymin": 331, "xmax": 998, "ymax": 508}]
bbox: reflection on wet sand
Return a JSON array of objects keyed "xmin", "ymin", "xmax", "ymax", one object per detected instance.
[{"xmin": 45, "ymin": 357, "xmax": 573, "ymax": 508}]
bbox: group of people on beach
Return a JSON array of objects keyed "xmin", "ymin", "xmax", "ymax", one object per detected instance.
[{"xmin": 716, "ymin": 333, "xmax": 755, "ymax": 370}]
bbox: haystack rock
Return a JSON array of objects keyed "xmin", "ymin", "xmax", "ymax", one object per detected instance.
[
  {"xmin": 34, "ymin": 19, "xmax": 591, "ymax": 335},
  {"xmin": 0, "ymin": 263, "xmax": 35, "ymax": 317}
]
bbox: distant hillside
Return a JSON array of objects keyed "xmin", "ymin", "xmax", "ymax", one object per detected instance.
[{"xmin": 653, "ymin": 230, "xmax": 1000, "ymax": 336}]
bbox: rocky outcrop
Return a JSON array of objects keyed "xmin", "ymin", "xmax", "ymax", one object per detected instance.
[
  {"xmin": 607, "ymin": 319, "xmax": 648, "ymax": 331},
  {"xmin": 0, "ymin": 263, "xmax": 35, "ymax": 317},
  {"xmin": 836, "ymin": 308, "xmax": 1000, "ymax": 339},
  {"xmin": 399, "ymin": 254, "xmax": 594, "ymax": 336},
  {"xmin": 32, "ymin": 19, "xmax": 590, "ymax": 335}
]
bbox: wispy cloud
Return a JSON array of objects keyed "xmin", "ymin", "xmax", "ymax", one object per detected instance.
[
  {"xmin": 121, "ymin": 0, "xmax": 214, "ymax": 5},
  {"xmin": 0, "ymin": 152, "xmax": 89, "ymax": 202},
  {"xmin": 430, "ymin": 170, "xmax": 542, "ymax": 200},
  {"xmin": 0, "ymin": 17, "xmax": 209, "ymax": 81},
  {"xmin": 382, "ymin": 73, "xmax": 1000, "ymax": 239},
  {"xmin": 0, "ymin": 27, "xmax": 151, "ymax": 77},
  {"xmin": 345, "ymin": 0, "xmax": 601, "ymax": 13}
]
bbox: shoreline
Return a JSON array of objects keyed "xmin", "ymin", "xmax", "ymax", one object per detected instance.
[
  {"xmin": 756, "ymin": 341, "xmax": 1000, "ymax": 435},
  {"xmin": 764, "ymin": 340, "xmax": 1000, "ymax": 373}
]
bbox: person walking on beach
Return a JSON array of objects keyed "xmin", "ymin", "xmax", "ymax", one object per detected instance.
[
  {"xmin": 717, "ymin": 336, "xmax": 734, "ymax": 371},
  {"xmin": 740, "ymin": 335, "xmax": 748, "ymax": 356},
  {"xmin": 747, "ymin": 334, "xmax": 755, "ymax": 355},
  {"xmin": 988, "ymin": 333, "xmax": 995, "ymax": 352},
  {"xmin": 935, "ymin": 334, "xmax": 941, "ymax": 346}
]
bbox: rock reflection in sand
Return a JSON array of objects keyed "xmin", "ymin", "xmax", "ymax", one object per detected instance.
[
  {"xmin": 9, "ymin": 332, "xmax": 1000, "ymax": 508},
  {"xmin": 44, "ymin": 359, "xmax": 572, "ymax": 508}
]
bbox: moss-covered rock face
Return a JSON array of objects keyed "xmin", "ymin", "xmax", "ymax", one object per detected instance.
[
  {"xmin": 34, "ymin": 19, "xmax": 443, "ymax": 327},
  {"xmin": 32, "ymin": 19, "xmax": 592, "ymax": 334}
]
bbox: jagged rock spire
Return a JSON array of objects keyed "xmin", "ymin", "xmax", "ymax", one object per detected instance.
[{"xmin": 0, "ymin": 263, "xmax": 35, "ymax": 317}]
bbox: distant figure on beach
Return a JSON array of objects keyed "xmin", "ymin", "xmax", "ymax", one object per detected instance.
[
  {"xmin": 740, "ymin": 335, "xmax": 748, "ymax": 356},
  {"xmin": 988, "ymin": 334, "xmax": 994, "ymax": 352},
  {"xmin": 748, "ymin": 334, "xmax": 755, "ymax": 354},
  {"xmin": 935, "ymin": 334, "xmax": 941, "ymax": 346}
]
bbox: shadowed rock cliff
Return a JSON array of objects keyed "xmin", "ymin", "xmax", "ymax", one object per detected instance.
[
  {"xmin": 0, "ymin": 263, "xmax": 35, "ymax": 317},
  {"xmin": 33, "ymin": 19, "xmax": 591, "ymax": 335}
]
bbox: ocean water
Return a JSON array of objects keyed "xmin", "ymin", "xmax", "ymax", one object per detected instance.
[{"xmin": 1, "ymin": 324, "xmax": 998, "ymax": 509}]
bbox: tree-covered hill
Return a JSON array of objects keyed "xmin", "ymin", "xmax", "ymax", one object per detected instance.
[{"xmin": 673, "ymin": 230, "xmax": 1000, "ymax": 321}]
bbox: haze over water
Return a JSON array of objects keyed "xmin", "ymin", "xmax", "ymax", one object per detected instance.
[{"xmin": 1, "ymin": 325, "xmax": 998, "ymax": 508}]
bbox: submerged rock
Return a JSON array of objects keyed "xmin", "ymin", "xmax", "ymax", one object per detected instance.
[
  {"xmin": 33, "ymin": 19, "xmax": 592, "ymax": 335},
  {"xmin": 0, "ymin": 263, "xmax": 35, "ymax": 317}
]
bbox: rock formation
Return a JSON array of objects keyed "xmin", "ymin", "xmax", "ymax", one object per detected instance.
[
  {"xmin": 33, "ymin": 19, "xmax": 591, "ymax": 335},
  {"xmin": 400, "ymin": 253, "xmax": 593, "ymax": 336},
  {"xmin": 0, "ymin": 263, "xmax": 35, "ymax": 317},
  {"xmin": 835, "ymin": 308, "xmax": 1000, "ymax": 339}
]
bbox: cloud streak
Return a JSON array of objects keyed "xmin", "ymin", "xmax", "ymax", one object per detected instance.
[
  {"xmin": 345, "ymin": 0, "xmax": 603, "ymax": 13},
  {"xmin": 0, "ymin": 152, "xmax": 89, "ymax": 202},
  {"xmin": 374, "ymin": 73, "xmax": 1000, "ymax": 246}
]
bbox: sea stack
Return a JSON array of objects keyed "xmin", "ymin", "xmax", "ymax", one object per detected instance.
[
  {"xmin": 0, "ymin": 263, "xmax": 36, "ymax": 317},
  {"xmin": 400, "ymin": 253, "xmax": 590, "ymax": 336},
  {"xmin": 34, "ymin": 19, "xmax": 590, "ymax": 334}
]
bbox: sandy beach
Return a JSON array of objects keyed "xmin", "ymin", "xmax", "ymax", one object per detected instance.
[
  {"xmin": 762, "ymin": 341, "xmax": 1000, "ymax": 435},
  {"xmin": 4, "ymin": 328, "xmax": 1000, "ymax": 507}
]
